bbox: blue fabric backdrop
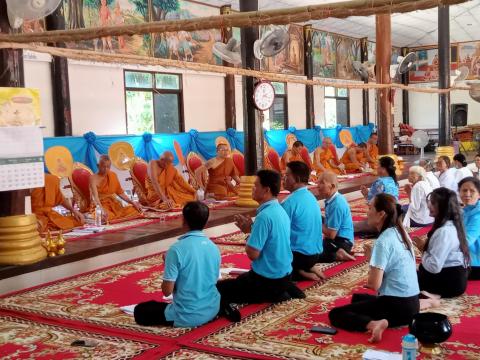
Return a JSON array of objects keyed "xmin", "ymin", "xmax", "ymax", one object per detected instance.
[{"xmin": 43, "ymin": 124, "xmax": 374, "ymax": 171}]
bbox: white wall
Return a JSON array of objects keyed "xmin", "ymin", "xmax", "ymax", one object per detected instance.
[
  {"xmin": 287, "ymin": 81, "xmax": 306, "ymax": 129},
  {"xmin": 234, "ymin": 75, "xmax": 244, "ymax": 131},
  {"xmin": 368, "ymin": 89, "xmax": 376, "ymax": 125},
  {"xmin": 349, "ymin": 89, "xmax": 363, "ymax": 126},
  {"xmin": 24, "ymin": 54, "xmax": 55, "ymax": 137},
  {"xmin": 183, "ymin": 73, "xmax": 225, "ymax": 132},
  {"xmin": 69, "ymin": 62, "xmax": 127, "ymax": 135},
  {"xmin": 313, "ymin": 83, "xmax": 325, "ymax": 127}
]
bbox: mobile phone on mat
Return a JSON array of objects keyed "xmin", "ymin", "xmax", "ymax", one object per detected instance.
[
  {"xmin": 70, "ymin": 339, "xmax": 98, "ymax": 347},
  {"xmin": 310, "ymin": 326, "xmax": 338, "ymax": 335}
]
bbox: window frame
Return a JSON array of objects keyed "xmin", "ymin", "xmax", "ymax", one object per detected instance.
[
  {"xmin": 124, "ymin": 69, "xmax": 185, "ymax": 134},
  {"xmin": 265, "ymin": 81, "xmax": 289, "ymax": 130},
  {"xmin": 324, "ymin": 86, "xmax": 350, "ymax": 127}
]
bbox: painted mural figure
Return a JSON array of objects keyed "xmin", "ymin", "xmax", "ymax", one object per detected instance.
[{"xmin": 99, "ymin": 0, "xmax": 114, "ymax": 52}]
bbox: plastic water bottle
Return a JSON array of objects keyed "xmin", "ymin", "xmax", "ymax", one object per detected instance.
[
  {"xmin": 95, "ymin": 205, "xmax": 103, "ymax": 227},
  {"xmin": 402, "ymin": 334, "xmax": 418, "ymax": 360}
]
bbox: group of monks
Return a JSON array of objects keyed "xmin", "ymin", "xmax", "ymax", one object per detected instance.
[{"xmin": 31, "ymin": 134, "xmax": 379, "ymax": 234}]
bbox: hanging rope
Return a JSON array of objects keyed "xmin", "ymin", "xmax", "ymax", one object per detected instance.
[
  {"xmin": 0, "ymin": 0, "xmax": 468, "ymax": 44},
  {"xmin": 5, "ymin": 42, "xmax": 471, "ymax": 94}
]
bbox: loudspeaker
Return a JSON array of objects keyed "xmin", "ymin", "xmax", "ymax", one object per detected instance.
[{"xmin": 451, "ymin": 103, "xmax": 468, "ymax": 127}]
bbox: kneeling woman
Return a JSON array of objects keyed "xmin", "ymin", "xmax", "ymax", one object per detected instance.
[
  {"xmin": 414, "ymin": 187, "xmax": 470, "ymax": 298},
  {"xmin": 458, "ymin": 177, "xmax": 480, "ymax": 280},
  {"xmin": 329, "ymin": 193, "xmax": 419, "ymax": 343}
]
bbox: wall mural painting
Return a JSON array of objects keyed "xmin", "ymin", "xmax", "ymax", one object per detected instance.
[
  {"xmin": 335, "ymin": 36, "xmax": 361, "ymax": 80},
  {"xmin": 153, "ymin": 0, "xmax": 222, "ymax": 65},
  {"xmin": 312, "ymin": 30, "xmax": 336, "ymax": 78},
  {"xmin": 259, "ymin": 24, "xmax": 304, "ymax": 75},
  {"xmin": 409, "ymin": 46, "xmax": 458, "ymax": 83},
  {"xmin": 63, "ymin": 0, "xmax": 222, "ymax": 62},
  {"xmin": 458, "ymin": 41, "xmax": 480, "ymax": 80},
  {"xmin": 63, "ymin": 0, "xmax": 150, "ymax": 55}
]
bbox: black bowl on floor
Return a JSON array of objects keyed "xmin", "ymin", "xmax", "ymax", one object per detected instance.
[{"xmin": 409, "ymin": 312, "xmax": 452, "ymax": 345}]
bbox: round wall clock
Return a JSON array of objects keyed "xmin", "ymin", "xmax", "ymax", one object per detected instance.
[{"xmin": 253, "ymin": 81, "xmax": 275, "ymax": 111}]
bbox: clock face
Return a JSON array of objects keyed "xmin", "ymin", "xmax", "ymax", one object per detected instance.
[{"xmin": 253, "ymin": 82, "xmax": 275, "ymax": 111}]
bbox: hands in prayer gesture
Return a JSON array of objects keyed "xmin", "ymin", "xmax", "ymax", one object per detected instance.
[
  {"xmin": 363, "ymin": 242, "xmax": 373, "ymax": 261},
  {"xmin": 412, "ymin": 235, "xmax": 427, "ymax": 252},
  {"xmin": 360, "ymin": 185, "xmax": 369, "ymax": 199},
  {"xmin": 404, "ymin": 183, "xmax": 412, "ymax": 197},
  {"xmin": 234, "ymin": 214, "xmax": 253, "ymax": 234}
]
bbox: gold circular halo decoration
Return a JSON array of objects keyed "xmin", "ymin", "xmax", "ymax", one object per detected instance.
[
  {"xmin": 109, "ymin": 141, "xmax": 135, "ymax": 170},
  {"xmin": 339, "ymin": 129, "xmax": 354, "ymax": 147},
  {"xmin": 45, "ymin": 146, "xmax": 73, "ymax": 178}
]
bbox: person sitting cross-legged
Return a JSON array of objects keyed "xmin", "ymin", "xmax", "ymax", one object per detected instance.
[
  {"xmin": 216, "ymin": 170, "xmax": 305, "ymax": 318},
  {"xmin": 282, "ymin": 161, "xmax": 325, "ymax": 281},
  {"xmin": 328, "ymin": 193, "xmax": 420, "ymax": 343},
  {"xmin": 134, "ymin": 201, "xmax": 222, "ymax": 328},
  {"xmin": 317, "ymin": 171, "xmax": 355, "ymax": 262}
]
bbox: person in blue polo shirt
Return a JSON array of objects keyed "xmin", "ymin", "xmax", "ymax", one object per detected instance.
[
  {"xmin": 134, "ymin": 201, "xmax": 221, "ymax": 328},
  {"xmin": 317, "ymin": 171, "xmax": 355, "ymax": 262},
  {"xmin": 216, "ymin": 170, "xmax": 305, "ymax": 316},
  {"xmin": 282, "ymin": 161, "xmax": 325, "ymax": 281}
]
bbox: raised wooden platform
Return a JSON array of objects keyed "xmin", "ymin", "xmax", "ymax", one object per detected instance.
[{"xmin": 0, "ymin": 161, "xmax": 414, "ymax": 282}]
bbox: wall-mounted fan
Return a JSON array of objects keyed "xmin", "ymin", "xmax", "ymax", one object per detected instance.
[
  {"xmin": 390, "ymin": 52, "xmax": 417, "ymax": 80},
  {"xmin": 254, "ymin": 26, "xmax": 290, "ymax": 60},
  {"xmin": 6, "ymin": 0, "xmax": 62, "ymax": 29},
  {"xmin": 469, "ymin": 83, "xmax": 480, "ymax": 103},
  {"xmin": 451, "ymin": 66, "xmax": 469, "ymax": 86},
  {"xmin": 352, "ymin": 61, "xmax": 369, "ymax": 82},
  {"xmin": 212, "ymin": 38, "xmax": 241, "ymax": 65},
  {"xmin": 411, "ymin": 130, "xmax": 429, "ymax": 159}
]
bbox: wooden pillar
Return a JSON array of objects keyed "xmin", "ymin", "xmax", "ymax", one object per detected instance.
[
  {"xmin": 221, "ymin": 5, "xmax": 236, "ymax": 130},
  {"xmin": 240, "ymin": 0, "xmax": 263, "ymax": 175},
  {"xmin": 46, "ymin": 4, "xmax": 73, "ymax": 136},
  {"xmin": 375, "ymin": 14, "xmax": 393, "ymax": 154},
  {"xmin": 0, "ymin": 0, "xmax": 27, "ymax": 217},
  {"xmin": 304, "ymin": 25, "xmax": 314, "ymax": 129},
  {"xmin": 360, "ymin": 38, "xmax": 369, "ymax": 125},
  {"xmin": 401, "ymin": 47, "xmax": 410, "ymax": 125},
  {"xmin": 438, "ymin": 5, "xmax": 451, "ymax": 146}
]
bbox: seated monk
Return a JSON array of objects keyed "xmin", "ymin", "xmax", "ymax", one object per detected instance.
[
  {"xmin": 340, "ymin": 143, "xmax": 368, "ymax": 173},
  {"xmin": 145, "ymin": 151, "xmax": 196, "ymax": 208},
  {"xmin": 204, "ymin": 143, "xmax": 241, "ymax": 200},
  {"xmin": 313, "ymin": 137, "xmax": 345, "ymax": 175},
  {"xmin": 89, "ymin": 155, "xmax": 142, "ymax": 222},
  {"xmin": 31, "ymin": 173, "xmax": 85, "ymax": 233},
  {"xmin": 281, "ymin": 140, "xmax": 307, "ymax": 170},
  {"xmin": 366, "ymin": 133, "xmax": 379, "ymax": 169}
]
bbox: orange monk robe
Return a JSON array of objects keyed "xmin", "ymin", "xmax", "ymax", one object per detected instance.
[
  {"xmin": 313, "ymin": 147, "xmax": 340, "ymax": 174},
  {"xmin": 145, "ymin": 164, "xmax": 196, "ymax": 207},
  {"xmin": 367, "ymin": 144, "xmax": 379, "ymax": 168},
  {"xmin": 31, "ymin": 174, "xmax": 81, "ymax": 232},
  {"xmin": 340, "ymin": 148, "xmax": 366, "ymax": 173},
  {"xmin": 281, "ymin": 150, "xmax": 304, "ymax": 170},
  {"xmin": 96, "ymin": 171, "xmax": 140, "ymax": 221},
  {"xmin": 206, "ymin": 157, "xmax": 239, "ymax": 199}
]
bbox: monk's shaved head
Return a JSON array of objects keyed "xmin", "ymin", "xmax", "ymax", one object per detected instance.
[
  {"xmin": 319, "ymin": 171, "xmax": 338, "ymax": 188},
  {"xmin": 162, "ymin": 151, "xmax": 174, "ymax": 163},
  {"xmin": 98, "ymin": 155, "xmax": 111, "ymax": 175},
  {"xmin": 322, "ymin": 137, "xmax": 333, "ymax": 146},
  {"xmin": 99, "ymin": 155, "xmax": 111, "ymax": 163}
]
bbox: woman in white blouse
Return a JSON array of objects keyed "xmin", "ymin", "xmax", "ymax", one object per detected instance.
[
  {"xmin": 467, "ymin": 153, "xmax": 480, "ymax": 179},
  {"xmin": 403, "ymin": 166, "xmax": 434, "ymax": 228},
  {"xmin": 436, "ymin": 156, "xmax": 458, "ymax": 192},
  {"xmin": 454, "ymin": 153, "xmax": 474, "ymax": 183},
  {"xmin": 413, "ymin": 187, "xmax": 470, "ymax": 298},
  {"xmin": 419, "ymin": 159, "xmax": 440, "ymax": 190}
]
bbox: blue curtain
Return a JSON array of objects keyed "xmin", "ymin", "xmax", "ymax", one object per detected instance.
[{"xmin": 43, "ymin": 124, "xmax": 373, "ymax": 170}]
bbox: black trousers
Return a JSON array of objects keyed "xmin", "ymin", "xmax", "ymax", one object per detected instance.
[
  {"xmin": 329, "ymin": 293, "xmax": 419, "ymax": 332},
  {"xmin": 418, "ymin": 264, "xmax": 468, "ymax": 298},
  {"xmin": 317, "ymin": 236, "xmax": 353, "ymax": 263},
  {"xmin": 216, "ymin": 270, "xmax": 304, "ymax": 305},
  {"xmin": 292, "ymin": 251, "xmax": 320, "ymax": 279},
  {"xmin": 470, "ymin": 266, "xmax": 480, "ymax": 280},
  {"xmin": 133, "ymin": 300, "xmax": 173, "ymax": 326}
]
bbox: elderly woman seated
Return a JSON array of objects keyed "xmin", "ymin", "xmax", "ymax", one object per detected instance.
[{"xmin": 403, "ymin": 166, "xmax": 434, "ymax": 228}]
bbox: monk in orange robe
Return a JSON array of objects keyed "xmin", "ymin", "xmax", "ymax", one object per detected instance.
[
  {"xmin": 366, "ymin": 133, "xmax": 379, "ymax": 169},
  {"xmin": 340, "ymin": 143, "xmax": 368, "ymax": 173},
  {"xmin": 31, "ymin": 173, "xmax": 85, "ymax": 233},
  {"xmin": 89, "ymin": 155, "xmax": 141, "ymax": 222},
  {"xmin": 145, "ymin": 151, "xmax": 196, "ymax": 208},
  {"xmin": 204, "ymin": 143, "xmax": 241, "ymax": 200},
  {"xmin": 281, "ymin": 141, "xmax": 307, "ymax": 170},
  {"xmin": 313, "ymin": 137, "xmax": 346, "ymax": 175}
]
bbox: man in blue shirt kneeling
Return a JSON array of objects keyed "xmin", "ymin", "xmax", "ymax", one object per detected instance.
[
  {"xmin": 134, "ymin": 201, "xmax": 221, "ymax": 328},
  {"xmin": 282, "ymin": 161, "xmax": 326, "ymax": 281},
  {"xmin": 217, "ymin": 170, "xmax": 305, "ymax": 319}
]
